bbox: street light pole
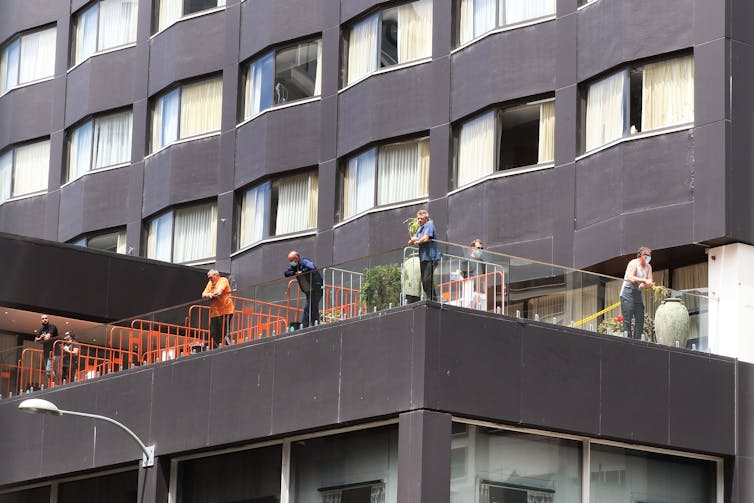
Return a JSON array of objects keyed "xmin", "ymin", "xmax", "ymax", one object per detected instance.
[{"xmin": 18, "ymin": 398, "xmax": 155, "ymax": 467}]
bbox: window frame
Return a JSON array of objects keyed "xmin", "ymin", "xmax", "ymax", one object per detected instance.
[
  {"xmin": 336, "ymin": 136, "xmax": 430, "ymax": 223},
  {"xmin": 64, "ymin": 107, "xmax": 133, "ymax": 183},
  {"xmin": 152, "ymin": 0, "xmax": 227, "ymax": 35},
  {"xmin": 0, "ymin": 24, "xmax": 57, "ymax": 96},
  {"xmin": 144, "ymin": 200, "xmax": 218, "ymax": 264},
  {"xmin": 0, "ymin": 138, "xmax": 51, "ymax": 203},
  {"xmin": 70, "ymin": 0, "xmax": 138, "ymax": 68},
  {"xmin": 71, "ymin": 227, "xmax": 128, "ymax": 254},
  {"xmin": 451, "ymin": 96, "xmax": 555, "ymax": 191},
  {"xmin": 234, "ymin": 169, "xmax": 319, "ymax": 252},
  {"xmin": 240, "ymin": 36, "xmax": 322, "ymax": 122},
  {"xmin": 148, "ymin": 74, "xmax": 223, "ymax": 154},
  {"xmin": 453, "ymin": 0, "xmax": 557, "ymax": 48}
]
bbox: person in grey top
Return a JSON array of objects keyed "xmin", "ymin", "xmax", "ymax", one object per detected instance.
[{"xmin": 619, "ymin": 246, "xmax": 654, "ymax": 339}]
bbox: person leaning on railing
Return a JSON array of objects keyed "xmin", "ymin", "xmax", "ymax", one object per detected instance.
[
  {"xmin": 34, "ymin": 314, "xmax": 58, "ymax": 380},
  {"xmin": 202, "ymin": 269, "xmax": 234, "ymax": 348},
  {"xmin": 408, "ymin": 209, "xmax": 440, "ymax": 301},
  {"xmin": 284, "ymin": 250, "xmax": 323, "ymax": 329},
  {"xmin": 619, "ymin": 246, "xmax": 654, "ymax": 339}
]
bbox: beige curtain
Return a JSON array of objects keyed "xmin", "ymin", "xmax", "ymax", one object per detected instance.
[
  {"xmin": 180, "ymin": 77, "xmax": 222, "ymax": 139},
  {"xmin": 275, "ymin": 172, "xmax": 315, "ymax": 235},
  {"xmin": 418, "ymin": 138, "xmax": 430, "ymax": 196},
  {"xmin": 347, "ymin": 14, "xmax": 379, "ymax": 84},
  {"xmin": 537, "ymin": 101, "xmax": 555, "ymax": 163},
  {"xmin": 585, "ymin": 71, "xmax": 625, "ymax": 151},
  {"xmin": 641, "ymin": 55, "xmax": 694, "ymax": 131},
  {"xmin": 173, "ymin": 202, "xmax": 217, "ymax": 263},
  {"xmin": 377, "ymin": 139, "xmax": 427, "ymax": 205},
  {"xmin": 397, "ymin": 0, "xmax": 433, "ymax": 62},
  {"xmin": 457, "ymin": 110, "xmax": 495, "ymax": 187},
  {"xmin": 158, "ymin": 0, "xmax": 182, "ymax": 31},
  {"xmin": 13, "ymin": 140, "xmax": 50, "ymax": 196},
  {"xmin": 308, "ymin": 173, "xmax": 318, "ymax": 229}
]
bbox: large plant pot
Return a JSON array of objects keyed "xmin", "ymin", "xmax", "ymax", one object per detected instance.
[{"xmin": 654, "ymin": 298, "xmax": 690, "ymax": 347}]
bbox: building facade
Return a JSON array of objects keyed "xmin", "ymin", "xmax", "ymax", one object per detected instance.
[{"xmin": 1, "ymin": 0, "xmax": 754, "ymax": 501}]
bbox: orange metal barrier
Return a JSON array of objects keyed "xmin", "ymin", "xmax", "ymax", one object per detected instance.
[
  {"xmin": 227, "ymin": 297, "xmax": 292, "ymax": 343},
  {"xmin": 439, "ymin": 270, "xmax": 505, "ymax": 313},
  {"xmin": 322, "ymin": 284, "xmax": 363, "ymax": 322},
  {"xmin": 48, "ymin": 339, "xmax": 138, "ymax": 385},
  {"xmin": 0, "ymin": 363, "xmax": 20, "ymax": 397},
  {"xmin": 18, "ymin": 348, "xmax": 46, "ymax": 391}
]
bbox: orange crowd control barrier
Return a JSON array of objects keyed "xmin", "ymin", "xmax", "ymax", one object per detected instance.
[{"xmin": 439, "ymin": 270, "xmax": 505, "ymax": 313}]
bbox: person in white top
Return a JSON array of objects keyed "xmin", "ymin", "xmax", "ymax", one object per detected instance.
[{"xmin": 619, "ymin": 246, "xmax": 654, "ymax": 339}]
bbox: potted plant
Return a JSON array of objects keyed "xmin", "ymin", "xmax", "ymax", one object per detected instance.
[
  {"xmin": 598, "ymin": 315, "xmax": 624, "ymax": 336},
  {"xmin": 361, "ymin": 264, "xmax": 402, "ymax": 312}
]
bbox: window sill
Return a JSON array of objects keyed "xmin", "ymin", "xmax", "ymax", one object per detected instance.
[
  {"xmin": 334, "ymin": 197, "xmax": 429, "ymax": 229},
  {"xmin": 231, "ymin": 229, "xmax": 318, "ymax": 257},
  {"xmin": 150, "ymin": 6, "xmax": 226, "ymax": 39},
  {"xmin": 0, "ymin": 76, "xmax": 55, "ymax": 99},
  {"xmin": 339, "ymin": 57, "xmax": 432, "ymax": 94},
  {"xmin": 236, "ymin": 96, "xmax": 321, "ymax": 128},
  {"xmin": 61, "ymin": 162, "xmax": 131, "ymax": 189},
  {"xmin": 145, "ymin": 131, "xmax": 221, "ymax": 159},
  {"xmin": 67, "ymin": 43, "xmax": 137, "ymax": 73},
  {"xmin": 448, "ymin": 163, "xmax": 555, "ymax": 196},
  {"xmin": 575, "ymin": 123, "xmax": 693, "ymax": 162},
  {"xmin": 0, "ymin": 189, "xmax": 47, "ymax": 206},
  {"xmin": 577, "ymin": 0, "xmax": 602, "ymax": 11},
  {"xmin": 450, "ymin": 15, "xmax": 556, "ymax": 55}
]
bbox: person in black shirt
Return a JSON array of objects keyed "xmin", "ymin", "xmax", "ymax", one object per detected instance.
[
  {"xmin": 34, "ymin": 314, "xmax": 58, "ymax": 379},
  {"xmin": 284, "ymin": 251, "xmax": 323, "ymax": 328},
  {"xmin": 58, "ymin": 331, "xmax": 80, "ymax": 384}
]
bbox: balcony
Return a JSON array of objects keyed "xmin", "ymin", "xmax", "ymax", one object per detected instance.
[{"xmin": 0, "ymin": 241, "xmax": 712, "ymax": 398}]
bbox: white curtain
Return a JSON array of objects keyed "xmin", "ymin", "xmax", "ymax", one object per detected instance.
[
  {"xmin": 13, "ymin": 140, "xmax": 50, "ymax": 197},
  {"xmin": 173, "ymin": 202, "xmax": 217, "ymax": 263},
  {"xmin": 146, "ymin": 211, "xmax": 173, "ymax": 261},
  {"xmin": 347, "ymin": 13, "xmax": 379, "ymax": 85},
  {"xmin": 502, "ymin": 0, "xmax": 555, "ymax": 25},
  {"xmin": 94, "ymin": 109, "xmax": 132, "ymax": 168},
  {"xmin": 397, "ymin": 0, "xmax": 432, "ymax": 62},
  {"xmin": 460, "ymin": 0, "xmax": 495, "ymax": 44},
  {"xmin": 74, "ymin": 5, "xmax": 98, "ymax": 65},
  {"xmin": 275, "ymin": 173, "xmax": 311, "ymax": 235},
  {"xmin": 314, "ymin": 40, "xmax": 322, "ymax": 96},
  {"xmin": 641, "ymin": 55, "xmax": 694, "ymax": 131},
  {"xmin": 1, "ymin": 39, "xmax": 21, "ymax": 93},
  {"xmin": 99, "ymin": 0, "xmax": 138, "ymax": 51},
  {"xmin": 370, "ymin": 485, "xmax": 385, "ymax": 503},
  {"xmin": 307, "ymin": 173, "xmax": 318, "ymax": 228},
  {"xmin": 158, "ymin": 0, "xmax": 182, "ymax": 32},
  {"xmin": 0, "ymin": 152, "xmax": 12, "ymax": 201},
  {"xmin": 245, "ymin": 52, "xmax": 273, "ymax": 118},
  {"xmin": 68, "ymin": 120, "xmax": 93, "ymax": 181},
  {"xmin": 151, "ymin": 88, "xmax": 179, "ymax": 151},
  {"xmin": 18, "ymin": 27, "xmax": 56, "ymax": 84},
  {"xmin": 585, "ymin": 71, "xmax": 625, "ymax": 151},
  {"xmin": 343, "ymin": 149, "xmax": 376, "ymax": 218},
  {"xmin": 180, "ymin": 77, "xmax": 222, "ymax": 139},
  {"xmin": 116, "ymin": 229, "xmax": 127, "ymax": 253},
  {"xmin": 538, "ymin": 101, "xmax": 555, "ymax": 163},
  {"xmin": 457, "ymin": 110, "xmax": 495, "ymax": 187},
  {"xmin": 239, "ymin": 182, "xmax": 269, "ymax": 248},
  {"xmin": 377, "ymin": 139, "xmax": 428, "ymax": 205}
]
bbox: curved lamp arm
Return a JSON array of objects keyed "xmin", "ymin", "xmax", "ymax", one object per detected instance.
[{"xmin": 18, "ymin": 398, "xmax": 155, "ymax": 467}]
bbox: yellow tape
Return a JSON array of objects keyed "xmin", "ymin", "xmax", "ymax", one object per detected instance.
[{"xmin": 572, "ymin": 301, "xmax": 621, "ymax": 327}]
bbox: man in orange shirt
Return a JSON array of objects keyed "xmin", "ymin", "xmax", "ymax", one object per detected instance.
[{"xmin": 202, "ymin": 269, "xmax": 234, "ymax": 348}]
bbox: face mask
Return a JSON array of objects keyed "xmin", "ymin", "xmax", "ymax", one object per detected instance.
[
  {"xmin": 290, "ymin": 261, "xmax": 298, "ymax": 267},
  {"xmin": 645, "ymin": 256, "xmax": 651, "ymax": 264},
  {"xmin": 472, "ymin": 249, "xmax": 483, "ymax": 259}
]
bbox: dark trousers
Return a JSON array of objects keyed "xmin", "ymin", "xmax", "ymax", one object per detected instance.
[
  {"xmin": 621, "ymin": 293, "xmax": 644, "ymax": 340},
  {"xmin": 420, "ymin": 260, "xmax": 437, "ymax": 301},
  {"xmin": 210, "ymin": 314, "xmax": 233, "ymax": 348},
  {"xmin": 302, "ymin": 286, "xmax": 322, "ymax": 328}
]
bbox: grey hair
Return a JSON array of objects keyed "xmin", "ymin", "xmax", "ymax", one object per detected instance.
[{"xmin": 207, "ymin": 269, "xmax": 220, "ymax": 277}]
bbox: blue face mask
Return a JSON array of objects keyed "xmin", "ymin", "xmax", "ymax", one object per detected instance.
[
  {"xmin": 472, "ymin": 249, "xmax": 483, "ymax": 259},
  {"xmin": 290, "ymin": 261, "xmax": 299, "ymax": 268},
  {"xmin": 645, "ymin": 256, "xmax": 651, "ymax": 265}
]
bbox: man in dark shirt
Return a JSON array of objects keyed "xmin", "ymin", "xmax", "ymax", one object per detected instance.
[
  {"xmin": 34, "ymin": 314, "xmax": 58, "ymax": 378},
  {"xmin": 59, "ymin": 331, "xmax": 80, "ymax": 384},
  {"xmin": 284, "ymin": 250, "xmax": 323, "ymax": 328}
]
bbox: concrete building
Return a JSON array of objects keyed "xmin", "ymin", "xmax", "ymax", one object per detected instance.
[{"xmin": 1, "ymin": 0, "xmax": 753, "ymax": 501}]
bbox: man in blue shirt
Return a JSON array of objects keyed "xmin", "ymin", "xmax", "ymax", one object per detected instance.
[
  {"xmin": 284, "ymin": 250, "xmax": 324, "ymax": 328},
  {"xmin": 408, "ymin": 209, "xmax": 440, "ymax": 301}
]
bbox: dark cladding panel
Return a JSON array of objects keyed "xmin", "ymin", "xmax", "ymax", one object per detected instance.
[
  {"xmin": 668, "ymin": 351, "xmax": 735, "ymax": 454},
  {"xmin": 0, "ymin": 82, "xmax": 55, "ymax": 150},
  {"xmin": 600, "ymin": 338, "xmax": 669, "ymax": 444},
  {"xmin": 0, "ymin": 196, "xmax": 48, "ymax": 240},
  {"xmin": 737, "ymin": 361, "xmax": 754, "ymax": 459},
  {"xmin": 0, "ymin": 0, "xmax": 64, "ymax": 45}
]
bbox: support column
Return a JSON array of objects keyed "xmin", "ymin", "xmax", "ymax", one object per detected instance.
[
  {"xmin": 137, "ymin": 457, "xmax": 170, "ymax": 503},
  {"xmin": 398, "ymin": 410, "xmax": 452, "ymax": 503},
  {"xmin": 707, "ymin": 243, "xmax": 754, "ymax": 362}
]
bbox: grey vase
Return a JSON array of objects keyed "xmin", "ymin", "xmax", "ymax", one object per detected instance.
[{"xmin": 654, "ymin": 298, "xmax": 690, "ymax": 347}]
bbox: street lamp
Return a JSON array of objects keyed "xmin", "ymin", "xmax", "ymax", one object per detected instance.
[{"xmin": 18, "ymin": 398, "xmax": 155, "ymax": 467}]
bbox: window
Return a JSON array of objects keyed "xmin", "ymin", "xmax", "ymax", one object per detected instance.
[
  {"xmin": 343, "ymin": 0, "xmax": 432, "ymax": 86},
  {"xmin": 72, "ymin": 0, "xmax": 138, "ymax": 66},
  {"xmin": 0, "ymin": 26, "xmax": 56, "ymax": 95},
  {"xmin": 150, "ymin": 75, "xmax": 222, "ymax": 152},
  {"xmin": 72, "ymin": 228, "xmax": 127, "ymax": 254},
  {"xmin": 457, "ymin": 0, "xmax": 555, "ymax": 46},
  {"xmin": 578, "ymin": 0, "xmax": 598, "ymax": 6},
  {"xmin": 242, "ymin": 38, "xmax": 322, "ymax": 119},
  {"xmin": 338, "ymin": 137, "xmax": 429, "ymax": 221},
  {"xmin": 146, "ymin": 201, "xmax": 217, "ymax": 263},
  {"xmin": 0, "ymin": 139, "xmax": 50, "ymax": 203},
  {"xmin": 454, "ymin": 99, "xmax": 554, "ymax": 188},
  {"xmin": 236, "ymin": 170, "xmax": 318, "ymax": 250},
  {"xmin": 582, "ymin": 54, "xmax": 694, "ymax": 153},
  {"xmin": 66, "ymin": 109, "xmax": 132, "ymax": 182},
  {"xmin": 154, "ymin": 0, "xmax": 226, "ymax": 32}
]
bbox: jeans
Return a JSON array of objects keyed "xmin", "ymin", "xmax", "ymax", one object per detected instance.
[
  {"xmin": 302, "ymin": 285, "xmax": 323, "ymax": 328},
  {"xmin": 210, "ymin": 314, "xmax": 233, "ymax": 348},
  {"xmin": 420, "ymin": 260, "xmax": 437, "ymax": 301},
  {"xmin": 621, "ymin": 292, "xmax": 644, "ymax": 340}
]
